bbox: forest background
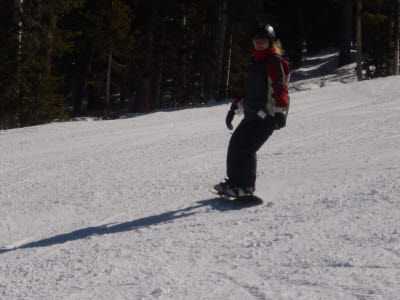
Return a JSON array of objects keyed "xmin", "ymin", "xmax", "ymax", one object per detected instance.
[{"xmin": 1, "ymin": 0, "xmax": 399, "ymax": 130}]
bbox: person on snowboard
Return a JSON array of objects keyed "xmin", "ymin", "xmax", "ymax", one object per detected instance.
[{"xmin": 214, "ymin": 23, "xmax": 290, "ymax": 197}]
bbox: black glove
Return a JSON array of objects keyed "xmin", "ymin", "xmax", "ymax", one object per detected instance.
[
  {"xmin": 274, "ymin": 113, "xmax": 286, "ymax": 129},
  {"xmin": 226, "ymin": 109, "xmax": 235, "ymax": 130}
]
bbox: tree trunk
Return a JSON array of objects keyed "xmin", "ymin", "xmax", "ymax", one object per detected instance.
[
  {"xmin": 46, "ymin": 14, "xmax": 57, "ymax": 74},
  {"xmin": 205, "ymin": 5, "xmax": 219, "ymax": 101},
  {"xmin": 136, "ymin": 79, "xmax": 151, "ymax": 112},
  {"xmin": 356, "ymin": 0, "xmax": 363, "ymax": 81},
  {"xmin": 152, "ymin": 69, "xmax": 162, "ymax": 109},
  {"xmin": 105, "ymin": 49, "xmax": 112, "ymax": 116},
  {"xmin": 3, "ymin": 0, "xmax": 23, "ymax": 129},
  {"xmin": 120, "ymin": 68, "xmax": 128, "ymax": 106},
  {"xmin": 394, "ymin": 0, "xmax": 400, "ymax": 75},
  {"xmin": 387, "ymin": 13, "xmax": 395, "ymax": 75},
  {"xmin": 199, "ymin": 70, "xmax": 205, "ymax": 103},
  {"xmin": 338, "ymin": 1, "xmax": 353, "ymax": 67},
  {"xmin": 216, "ymin": 0, "xmax": 229, "ymax": 99},
  {"xmin": 133, "ymin": 1, "xmax": 158, "ymax": 113},
  {"xmin": 14, "ymin": 0, "xmax": 22, "ymax": 43},
  {"xmin": 136, "ymin": 30, "xmax": 153, "ymax": 112},
  {"xmin": 177, "ymin": 1, "xmax": 187, "ymax": 105},
  {"xmin": 287, "ymin": 7, "xmax": 304, "ymax": 68},
  {"xmin": 153, "ymin": 26, "xmax": 166, "ymax": 109},
  {"xmin": 224, "ymin": 20, "xmax": 233, "ymax": 99}
]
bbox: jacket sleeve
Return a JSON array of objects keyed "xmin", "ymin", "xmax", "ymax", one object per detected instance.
[{"xmin": 265, "ymin": 55, "xmax": 289, "ymax": 109}]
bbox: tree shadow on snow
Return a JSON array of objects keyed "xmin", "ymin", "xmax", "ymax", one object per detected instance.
[{"xmin": 0, "ymin": 197, "xmax": 263, "ymax": 254}]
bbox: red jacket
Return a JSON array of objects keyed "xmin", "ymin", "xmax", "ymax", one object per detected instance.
[{"xmin": 236, "ymin": 48, "xmax": 289, "ymax": 117}]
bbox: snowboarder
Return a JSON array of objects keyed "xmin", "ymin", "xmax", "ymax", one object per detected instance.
[{"xmin": 214, "ymin": 23, "xmax": 290, "ymax": 198}]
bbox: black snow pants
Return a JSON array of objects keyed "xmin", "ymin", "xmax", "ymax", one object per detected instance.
[{"xmin": 227, "ymin": 117, "xmax": 275, "ymax": 189}]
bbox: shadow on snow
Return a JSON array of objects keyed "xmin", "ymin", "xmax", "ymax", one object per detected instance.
[{"xmin": 0, "ymin": 197, "xmax": 269, "ymax": 254}]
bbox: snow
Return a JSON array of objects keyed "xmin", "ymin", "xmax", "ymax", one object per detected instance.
[
  {"xmin": 289, "ymin": 50, "xmax": 358, "ymax": 92},
  {"xmin": 1, "ymin": 51, "xmax": 400, "ymax": 299}
]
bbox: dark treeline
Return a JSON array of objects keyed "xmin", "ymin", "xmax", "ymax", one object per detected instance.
[{"xmin": 1, "ymin": 0, "xmax": 399, "ymax": 129}]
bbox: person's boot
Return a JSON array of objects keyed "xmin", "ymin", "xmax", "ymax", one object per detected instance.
[{"xmin": 214, "ymin": 178, "xmax": 238, "ymax": 197}]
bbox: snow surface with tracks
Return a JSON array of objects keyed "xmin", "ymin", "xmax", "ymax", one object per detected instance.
[{"xmin": 1, "ymin": 51, "xmax": 399, "ymax": 299}]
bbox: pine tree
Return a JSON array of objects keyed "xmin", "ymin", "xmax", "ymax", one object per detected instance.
[
  {"xmin": 0, "ymin": 0, "xmax": 84, "ymax": 129},
  {"xmin": 16, "ymin": 0, "xmax": 86, "ymax": 126},
  {"xmin": 0, "ymin": 0, "xmax": 20, "ymax": 129},
  {"xmin": 360, "ymin": 0, "xmax": 396, "ymax": 78},
  {"xmin": 356, "ymin": 0, "xmax": 363, "ymax": 80},
  {"xmin": 394, "ymin": 0, "xmax": 400, "ymax": 75},
  {"xmin": 337, "ymin": 0, "xmax": 353, "ymax": 67},
  {"xmin": 63, "ymin": 0, "xmax": 134, "ymax": 117}
]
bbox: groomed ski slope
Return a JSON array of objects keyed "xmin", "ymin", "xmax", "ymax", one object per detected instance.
[{"xmin": 1, "ymin": 58, "xmax": 400, "ymax": 298}]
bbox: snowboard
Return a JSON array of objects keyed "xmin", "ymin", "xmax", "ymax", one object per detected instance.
[{"xmin": 209, "ymin": 189, "xmax": 263, "ymax": 206}]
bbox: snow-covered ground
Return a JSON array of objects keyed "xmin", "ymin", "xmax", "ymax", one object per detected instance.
[
  {"xmin": 289, "ymin": 49, "xmax": 357, "ymax": 91},
  {"xmin": 1, "ymin": 51, "xmax": 399, "ymax": 299}
]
